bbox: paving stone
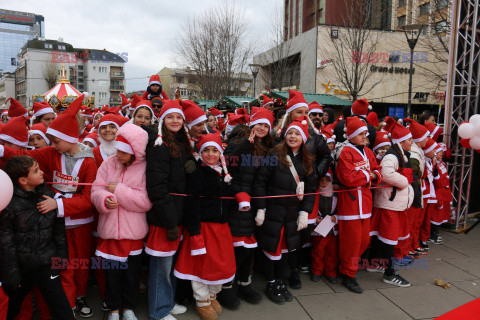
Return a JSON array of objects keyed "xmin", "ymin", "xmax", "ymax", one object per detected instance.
[
  {"xmin": 378, "ymin": 283, "xmax": 475, "ymax": 319},
  {"xmin": 451, "ymin": 280, "xmax": 480, "ymax": 298}
]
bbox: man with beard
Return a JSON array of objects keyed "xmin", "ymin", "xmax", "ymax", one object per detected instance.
[{"xmin": 308, "ymin": 101, "xmax": 324, "ymax": 129}]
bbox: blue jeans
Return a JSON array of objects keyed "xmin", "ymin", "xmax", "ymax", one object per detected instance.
[{"xmin": 148, "ymin": 255, "xmax": 176, "ymax": 319}]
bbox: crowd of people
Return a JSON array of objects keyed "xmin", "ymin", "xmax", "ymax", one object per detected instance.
[{"xmin": 0, "ymin": 74, "xmax": 453, "ymax": 320}]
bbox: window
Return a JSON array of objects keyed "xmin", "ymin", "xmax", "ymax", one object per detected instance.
[
  {"xmin": 188, "ymin": 78, "xmax": 196, "ymax": 84},
  {"xmin": 93, "ymin": 66, "xmax": 96, "ymax": 70},
  {"xmin": 44, "ymin": 43, "xmax": 53, "ymax": 49},
  {"xmin": 99, "ymin": 67, "xmax": 107, "ymax": 73},
  {"xmin": 398, "ymin": 15, "xmax": 406, "ymax": 26},
  {"xmin": 177, "ymin": 76, "xmax": 184, "ymax": 84},
  {"xmin": 435, "ymin": 20, "xmax": 448, "ymax": 33},
  {"xmin": 422, "ymin": 26, "xmax": 429, "ymax": 35},
  {"xmin": 398, "ymin": 0, "xmax": 406, "ymax": 7},
  {"xmin": 57, "ymin": 45, "xmax": 66, "ymax": 50},
  {"xmin": 180, "ymin": 88, "xmax": 187, "ymax": 96},
  {"xmin": 419, "ymin": 3, "xmax": 430, "ymax": 15},
  {"xmin": 99, "ymin": 92, "xmax": 107, "ymax": 98},
  {"xmin": 437, "ymin": 0, "xmax": 448, "ymax": 9}
]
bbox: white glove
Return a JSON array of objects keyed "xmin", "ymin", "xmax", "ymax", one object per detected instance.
[
  {"xmin": 297, "ymin": 211, "xmax": 308, "ymax": 231},
  {"xmin": 296, "ymin": 181, "xmax": 305, "ymax": 201},
  {"xmin": 255, "ymin": 209, "xmax": 265, "ymax": 227}
]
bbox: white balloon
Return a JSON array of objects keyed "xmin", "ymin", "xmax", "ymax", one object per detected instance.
[
  {"xmin": 469, "ymin": 114, "xmax": 480, "ymax": 125},
  {"xmin": 475, "ymin": 122, "xmax": 480, "ymax": 137},
  {"xmin": 0, "ymin": 169, "xmax": 13, "ymax": 211},
  {"xmin": 469, "ymin": 136, "xmax": 480, "ymax": 149},
  {"xmin": 458, "ymin": 123, "xmax": 476, "ymax": 139}
]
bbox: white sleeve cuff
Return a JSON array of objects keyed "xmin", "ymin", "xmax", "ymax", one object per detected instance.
[
  {"xmin": 0, "ymin": 145, "xmax": 4, "ymax": 157},
  {"xmin": 191, "ymin": 248, "xmax": 207, "ymax": 256},
  {"xmin": 56, "ymin": 198, "xmax": 65, "ymax": 218},
  {"xmin": 361, "ymin": 169, "xmax": 371, "ymax": 183}
]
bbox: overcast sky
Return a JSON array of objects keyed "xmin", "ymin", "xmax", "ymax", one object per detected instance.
[{"xmin": 1, "ymin": 0, "xmax": 279, "ymax": 91}]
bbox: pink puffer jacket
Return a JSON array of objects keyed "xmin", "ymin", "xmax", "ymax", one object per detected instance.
[{"xmin": 91, "ymin": 123, "xmax": 152, "ymax": 240}]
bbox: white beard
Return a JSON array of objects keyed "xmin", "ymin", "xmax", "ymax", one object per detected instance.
[{"xmin": 98, "ymin": 136, "xmax": 117, "ymax": 158}]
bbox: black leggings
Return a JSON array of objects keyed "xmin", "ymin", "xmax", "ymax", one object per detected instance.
[
  {"xmin": 234, "ymin": 247, "xmax": 253, "ymax": 283},
  {"xmin": 264, "ymin": 251, "xmax": 298, "ymax": 282},
  {"xmin": 369, "ymin": 236, "xmax": 394, "ymax": 276}
]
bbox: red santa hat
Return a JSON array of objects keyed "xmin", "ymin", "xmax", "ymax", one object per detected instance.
[
  {"xmin": 261, "ymin": 95, "xmax": 274, "ymax": 108},
  {"xmin": 115, "ymin": 135, "xmax": 134, "ymax": 155},
  {"xmin": 149, "ymin": 74, "xmax": 161, "ymax": 86},
  {"xmin": 80, "ymin": 105, "xmax": 93, "ymax": 118},
  {"xmin": 0, "ymin": 116, "xmax": 29, "ymax": 148},
  {"xmin": 372, "ymin": 132, "xmax": 391, "ymax": 152},
  {"xmin": 422, "ymin": 137, "xmax": 438, "ymax": 154},
  {"xmin": 130, "ymin": 95, "xmax": 154, "ymax": 122},
  {"xmin": 308, "ymin": 101, "xmax": 323, "ymax": 115},
  {"xmin": 285, "ymin": 116, "xmax": 309, "ymax": 143},
  {"xmin": 278, "ymin": 90, "xmax": 319, "ymax": 137},
  {"xmin": 235, "ymin": 192, "xmax": 251, "ymax": 211},
  {"xmin": 6, "ymin": 98, "xmax": 28, "ymax": 119},
  {"xmin": 209, "ymin": 108, "xmax": 224, "ymax": 118},
  {"xmin": 83, "ymin": 131, "xmax": 100, "ymax": 147},
  {"xmin": 120, "ymin": 93, "xmax": 131, "ymax": 110},
  {"xmin": 154, "ymin": 99, "xmax": 185, "ymax": 146},
  {"xmin": 249, "ymin": 107, "xmax": 274, "ymax": 130},
  {"xmin": 29, "ymin": 123, "xmax": 50, "ymax": 145},
  {"xmin": 321, "ymin": 128, "xmax": 336, "ymax": 144},
  {"xmin": 98, "ymin": 114, "xmax": 124, "ymax": 130},
  {"xmin": 403, "ymin": 118, "xmax": 430, "ymax": 142},
  {"xmin": 1, "ymin": 110, "xmax": 8, "ymax": 119},
  {"xmin": 351, "ymin": 98, "xmax": 372, "ymax": 117},
  {"xmin": 181, "ymin": 100, "xmax": 207, "ymax": 129},
  {"xmin": 383, "ymin": 117, "xmax": 412, "ymax": 143},
  {"xmin": 345, "ymin": 116, "xmax": 368, "ymax": 140},
  {"xmin": 226, "ymin": 113, "xmax": 248, "ymax": 126},
  {"xmin": 423, "ymin": 122, "xmax": 443, "ymax": 142},
  {"xmin": 366, "ymin": 112, "xmax": 379, "ymax": 127},
  {"xmin": 32, "ymin": 101, "xmax": 55, "ymax": 119},
  {"xmin": 46, "ymin": 95, "xmax": 84, "ymax": 143},
  {"xmin": 198, "ymin": 132, "xmax": 232, "ymax": 183},
  {"xmin": 235, "ymin": 108, "xmax": 247, "ymax": 115}
]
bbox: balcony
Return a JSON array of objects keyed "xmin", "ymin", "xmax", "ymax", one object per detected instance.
[
  {"xmin": 110, "ymin": 72, "xmax": 125, "ymax": 78},
  {"xmin": 110, "ymin": 85, "xmax": 124, "ymax": 91},
  {"xmin": 110, "ymin": 97, "xmax": 121, "ymax": 103},
  {"xmin": 16, "ymin": 76, "xmax": 26, "ymax": 83},
  {"xmin": 17, "ymin": 89, "xmax": 26, "ymax": 95}
]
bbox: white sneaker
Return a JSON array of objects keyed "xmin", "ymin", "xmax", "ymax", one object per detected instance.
[
  {"xmin": 123, "ymin": 310, "xmax": 138, "ymax": 320},
  {"xmin": 160, "ymin": 314, "xmax": 177, "ymax": 320},
  {"xmin": 170, "ymin": 304, "xmax": 187, "ymax": 315},
  {"xmin": 107, "ymin": 312, "xmax": 120, "ymax": 320}
]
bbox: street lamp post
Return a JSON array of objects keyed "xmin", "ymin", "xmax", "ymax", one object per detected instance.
[
  {"xmin": 401, "ymin": 24, "xmax": 424, "ymax": 118},
  {"xmin": 249, "ymin": 63, "xmax": 261, "ymax": 98}
]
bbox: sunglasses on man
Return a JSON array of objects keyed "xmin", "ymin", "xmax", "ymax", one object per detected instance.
[{"xmin": 310, "ymin": 112, "xmax": 323, "ymax": 117}]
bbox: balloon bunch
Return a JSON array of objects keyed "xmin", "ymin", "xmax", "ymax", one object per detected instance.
[
  {"xmin": 458, "ymin": 114, "xmax": 480, "ymax": 151},
  {"xmin": 0, "ymin": 169, "xmax": 14, "ymax": 211}
]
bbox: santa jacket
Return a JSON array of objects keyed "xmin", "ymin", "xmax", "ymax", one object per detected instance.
[
  {"xmin": 91, "ymin": 124, "xmax": 151, "ymax": 240},
  {"xmin": 336, "ymin": 143, "xmax": 382, "ymax": 220},
  {"xmin": 374, "ymin": 150, "xmax": 414, "ymax": 211},
  {"xmin": 433, "ymin": 161, "xmax": 452, "ymax": 203},
  {"xmin": 0, "ymin": 144, "xmax": 97, "ymax": 227},
  {"xmin": 422, "ymin": 158, "xmax": 438, "ymax": 203}
]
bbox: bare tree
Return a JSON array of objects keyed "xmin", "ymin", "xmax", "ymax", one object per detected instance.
[
  {"xmin": 326, "ymin": 0, "xmax": 385, "ymax": 101},
  {"xmin": 42, "ymin": 62, "xmax": 58, "ymax": 88},
  {"xmin": 257, "ymin": 6, "xmax": 300, "ymax": 91},
  {"xmin": 175, "ymin": 2, "xmax": 252, "ymax": 100}
]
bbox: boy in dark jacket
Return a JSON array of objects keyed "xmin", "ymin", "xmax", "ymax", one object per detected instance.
[{"xmin": 0, "ymin": 156, "xmax": 74, "ymax": 320}]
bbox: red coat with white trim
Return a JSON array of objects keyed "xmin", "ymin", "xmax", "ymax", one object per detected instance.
[
  {"xmin": 433, "ymin": 161, "xmax": 452, "ymax": 203},
  {"xmin": 336, "ymin": 143, "xmax": 382, "ymax": 220},
  {"xmin": 0, "ymin": 145, "xmax": 97, "ymax": 227},
  {"xmin": 422, "ymin": 158, "xmax": 438, "ymax": 203}
]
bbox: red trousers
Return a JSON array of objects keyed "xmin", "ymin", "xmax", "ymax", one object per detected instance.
[
  {"xmin": 61, "ymin": 223, "xmax": 93, "ymax": 308},
  {"xmin": 338, "ymin": 218, "xmax": 370, "ymax": 278},
  {"xmin": 420, "ymin": 203, "xmax": 436, "ymax": 243},
  {"xmin": 410, "ymin": 205, "xmax": 425, "ymax": 251},
  {"xmin": 395, "ymin": 210, "xmax": 414, "ymax": 258},
  {"xmin": 14, "ymin": 288, "xmax": 51, "ymax": 320},
  {"xmin": 311, "ymin": 234, "xmax": 339, "ymax": 278},
  {"xmin": 0, "ymin": 287, "xmax": 7, "ymax": 320}
]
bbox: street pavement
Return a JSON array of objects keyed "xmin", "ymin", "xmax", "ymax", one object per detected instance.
[{"xmin": 86, "ymin": 224, "xmax": 480, "ymax": 320}]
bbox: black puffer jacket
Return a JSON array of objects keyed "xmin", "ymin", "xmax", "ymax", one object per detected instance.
[
  {"xmin": 0, "ymin": 183, "xmax": 68, "ymax": 291},
  {"xmin": 145, "ymin": 126, "xmax": 189, "ymax": 229},
  {"xmin": 224, "ymin": 133, "xmax": 270, "ymax": 236},
  {"xmin": 253, "ymin": 150, "xmax": 316, "ymax": 253},
  {"xmin": 334, "ymin": 115, "xmax": 377, "ymax": 147},
  {"xmin": 183, "ymin": 161, "xmax": 234, "ymax": 235}
]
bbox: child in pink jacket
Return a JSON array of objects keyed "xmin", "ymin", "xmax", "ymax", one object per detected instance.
[{"xmin": 91, "ymin": 123, "xmax": 152, "ymax": 320}]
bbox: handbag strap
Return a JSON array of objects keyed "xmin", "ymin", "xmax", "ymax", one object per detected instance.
[{"xmin": 286, "ymin": 155, "xmax": 301, "ymax": 185}]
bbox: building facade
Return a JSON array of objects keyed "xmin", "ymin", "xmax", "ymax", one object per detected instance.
[
  {"xmin": 392, "ymin": 0, "xmax": 450, "ymax": 34},
  {"xmin": 0, "ymin": 9, "xmax": 44, "ymax": 75},
  {"xmin": 0, "ymin": 72, "xmax": 16, "ymax": 105},
  {"xmin": 15, "ymin": 38, "xmax": 126, "ymax": 107}
]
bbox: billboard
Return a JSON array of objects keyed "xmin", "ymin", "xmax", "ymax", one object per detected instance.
[{"xmin": 0, "ymin": 12, "xmax": 35, "ymax": 25}]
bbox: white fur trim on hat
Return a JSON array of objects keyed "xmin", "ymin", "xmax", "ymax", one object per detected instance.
[
  {"xmin": 308, "ymin": 108, "xmax": 323, "ymax": 115},
  {"xmin": 413, "ymin": 131, "xmax": 429, "ymax": 143},
  {"xmin": 133, "ymin": 104, "xmax": 155, "ymax": 120},
  {"xmin": 249, "ymin": 118, "xmax": 271, "ymax": 129},
  {"xmin": 391, "ymin": 132, "xmax": 412, "ymax": 144},
  {"xmin": 149, "ymin": 80, "xmax": 161, "ymax": 86},
  {"xmin": 33, "ymin": 107, "xmax": 55, "ymax": 119},
  {"xmin": 29, "ymin": 130, "xmax": 50, "ymax": 145},
  {"xmin": 285, "ymin": 125, "xmax": 307, "ymax": 143},
  {"xmin": 351, "ymin": 108, "xmax": 367, "ymax": 117},
  {"xmin": 114, "ymin": 140, "xmax": 134, "ymax": 154},
  {"xmin": 46, "ymin": 127, "xmax": 78, "ymax": 144},
  {"xmin": 430, "ymin": 126, "xmax": 440, "ymax": 137},
  {"xmin": 199, "ymin": 141, "xmax": 223, "ymax": 155},
  {"xmin": 347, "ymin": 126, "xmax": 368, "ymax": 140},
  {"xmin": 423, "ymin": 142, "xmax": 438, "ymax": 154},
  {"xmin": 82, "ymin": 137, "xmax": 98, "ymax": 147},
  {"xmin": 159, "ymin": 108, "xmax": 185, "ymax": 121},
  {"xmin": 98, "ymin": 121, "xmax": 120, "ymax": 130},
  {"xmin": 372, "ymin": 141, "xmax": 391, "ymax": 152},
  {"xmin": 0, "ymin": 134, "xmax": 28, "ymax": 148},
  {"xmin": 187, "ymin": 114, "xmax": 207, "ymax": 129},
  {"xmin": 262, "ymin": 101, "xmax": 273, "ymax": 107},
  {"xmin": 327, "ymin": 138, "xmax": 335, "ymax": 144},
  {"xmin": 286, "ymin": 102, "xmax": 308, "ymax": 114},
  {"xmin": 238, "ymin": 201, "xmax": 251, "ymax": 211}
]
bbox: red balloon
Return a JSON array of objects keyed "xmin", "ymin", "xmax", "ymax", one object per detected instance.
[{"xmin": 461, "ymin": 139, "xmax": 471, "ymax": 148}]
